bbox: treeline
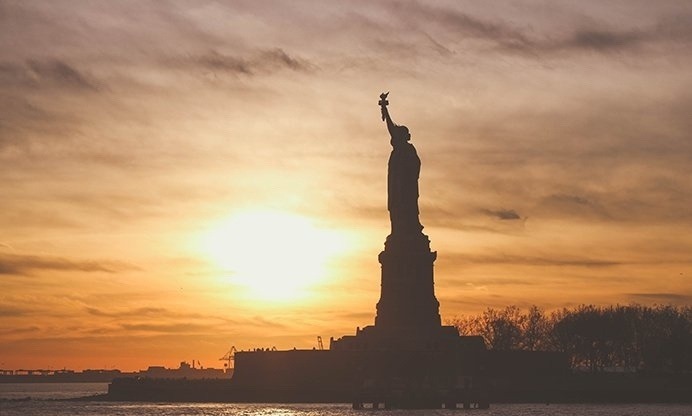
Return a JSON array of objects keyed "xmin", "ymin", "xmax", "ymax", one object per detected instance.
[{"xmin": 449, "ymin": 304, "xmax": 692, "ymax": 373}]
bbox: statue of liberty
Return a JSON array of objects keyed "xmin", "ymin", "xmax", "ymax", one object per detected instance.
[{"xmin": 379, "ymin": 92, "xmax": 423, "ymax": 236}]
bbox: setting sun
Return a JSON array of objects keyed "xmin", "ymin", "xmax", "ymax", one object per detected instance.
[{"xmin": 198, "ymin": 210, "xmax": 351, "ymax": 302}]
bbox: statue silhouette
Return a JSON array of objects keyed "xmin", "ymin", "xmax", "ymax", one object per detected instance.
[{"xmin": 379, "ymin": 92, "xmax": 423, "ymax": 235}]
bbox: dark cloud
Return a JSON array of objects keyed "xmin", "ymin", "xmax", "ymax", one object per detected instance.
[
  {"xmin": 196, "ymin": 51, "xmax": 251, "ymax": 74},
  {"xmin": 187, "ymin": 48, "xmax": 314, "ymax": 77},
  {"xmin": 83, "ymin": 306, "xmax": 236, "ymax": 325},
  {"xmin": 423, "ymin": 32, "xmax": 454, "ymax": 56},
  {"xmin": 0, "ymin": 59, "xmax": 96, "ymax": 90},
  {"xmin": 261, "ymin": 48, "xmax": 311, "ymax": 71},
  {"xmin": 85, "ymin": 306, "xmax": 168, "ymax": 318},
  {"xmin": 556, "ymin": 29, "xmax": 646, "ymax": 52},
  {"xmin": 390, "ymin": 2, "xmax": 691, "ymax": 57},
  {"xmin": 448, "ymin": 253, "xmax": 622, "ymax": 268},
  {"xmin": 0, "ymin": 253, "xmax": 138, "ymax": 276},
  {"xmin": 414, "ymin": 203, "xmax": 518, "ymax": 234},
  {"xmin": 0, "ymin": 305, "xmax": 29, "ymax": 317},
  {"xmin": 482, "ymin": 208, "xmax": 521, "ymax": 220},
  {"xmin": 398, "ymin": 2, "xmax": 531, "ymax": 50}
]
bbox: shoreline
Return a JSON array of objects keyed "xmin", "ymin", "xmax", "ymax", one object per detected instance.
[{"xmin": 98, "ymin": 373, "xmax": 692, "ymax": 405}]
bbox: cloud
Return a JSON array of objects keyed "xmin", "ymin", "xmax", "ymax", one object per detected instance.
[
  {"xmin": 260, "ymin": 48, "xmax": 312, "ymax": 71},
  {"xmin": 0, "ymin": 58, "xmax": 97, "ymax": 90},
  {"xmin": 85, "ymin": 306, "xmax": 168, "ymax": 318},
  {"xmin": 417, "ymin": 204, "xmax": 522, "ymax": 234},
  {"xmin": 448, "ymin": 253, "xmax": 622, "ymax": 268},
  {"xmin": 0, "ymin": 253, "xmax": 138, "ymax": 276},
  {"xmin": 398, "ymin": 2, "xmax": 531, "ymax": 50},
  {"xmin": 0, "ymin": 305, "xmax": 30, "ymax": 317},
  {"xmin": 194, "ymin": 51, "xmax": 251, "ymax": 74},
  {"xmin": 422, "ymin": 32, "xmax": 454, "ymax": 56},
  {"xmin": 389, "ymin": 2, "xmax": 691, "ymax": 57},
  {"xmin": 482, "ymin": 208, "xmax": 521, "ymax": 220},
  {"xmin": 111, "ymin": 310, "xmax": 262, "ymax": 335},
  {"xmin": 555, "ymin": 29, "xmax": 646, "ymax": 52},
  {"xmin": 183, "ymin": 48, "xmax": 314, "ymax": 77},
  {"xmin": 83, "ymin": 306, "xmax": 236, "ymax": 324}
]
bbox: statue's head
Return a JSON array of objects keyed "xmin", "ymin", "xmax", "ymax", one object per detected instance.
[{"xmin": 395, "ymin": 125, "xmax": 411, "ymax": 142}]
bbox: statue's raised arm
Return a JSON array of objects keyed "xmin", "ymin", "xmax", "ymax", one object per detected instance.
[
  {"xmin": 379, "ymin": 92, "xmax": 396, "ymax": 137},
  {"xmin": 379, "ymin": 92, "xmax": 411, "ymax": 144}
]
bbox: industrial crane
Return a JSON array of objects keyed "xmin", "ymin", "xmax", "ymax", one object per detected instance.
[{"xmin": 219, "ymin": 346, "xmax": 237, "ymax": 369}]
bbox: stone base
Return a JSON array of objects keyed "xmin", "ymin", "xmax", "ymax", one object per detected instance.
[{"xmin": 375, "ymin": 231, "xmax": 441, "ymax": 330}]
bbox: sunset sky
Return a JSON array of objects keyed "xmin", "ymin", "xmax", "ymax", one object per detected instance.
[{"xmin": 1, "ymin": 1, "xmax": 691, "ymax": 371}]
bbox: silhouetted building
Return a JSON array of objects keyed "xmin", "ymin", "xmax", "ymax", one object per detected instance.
[{"xmin": 139, "ymin": 361, "xmax": 228, "ymax": 379}]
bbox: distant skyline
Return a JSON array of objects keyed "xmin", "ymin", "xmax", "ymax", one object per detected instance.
[{"xmin": 1, "ymin": 1, "xmax": 691, "ymax": 371}]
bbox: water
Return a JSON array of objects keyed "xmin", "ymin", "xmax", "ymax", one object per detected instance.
[
  {"xmin": 0, "ymin": 382, "xmax": 108, "ymax": 400},
  {"xmin": 0, "ymin": 384, "xmax": 690, "ymax": 416}
]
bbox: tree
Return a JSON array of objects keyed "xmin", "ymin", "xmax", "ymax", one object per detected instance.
[{"xmin": 449, "ymin": 303, "xmax": 692, "ymax": 373}]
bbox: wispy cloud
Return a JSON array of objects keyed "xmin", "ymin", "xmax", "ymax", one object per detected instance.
[
  {"xmin": 175, "ymin": 48, "xmax": 315, "ymax": 77},
  {"xmin": 0, "ymin": 305, "xmax": 30, "ymax": 317},
  {"xmin": 481, "ymin": 208, "xmax": 521, "ymax": 220},
  {"xmin": 386, "ymin": 1, "xmax": 692, "ymax": 57},
  {"xmin": 553, "ymin": 29, "xmax": 646, "ymax": 53},
  {"xmin": 0, "ymin": 59, "xmax": 97, "ymax": 90},
  {"xmin": 448, "ymin": 253, "xmax": 622, "ymax": 268},
  {"xmin": 0, "ymin": 253, "xmax": 138, "ymax": 276},
  {"xmin": 85, "ymin": 306, "xmax": 168, "ymax": 318}
]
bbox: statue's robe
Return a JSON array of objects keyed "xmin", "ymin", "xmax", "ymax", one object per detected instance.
[{"xmin": 387, "ymin": 141, "xmax": 422, "ymax": 234}]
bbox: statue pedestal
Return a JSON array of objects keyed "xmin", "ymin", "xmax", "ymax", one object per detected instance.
[
  {"xmin": 331, "ymin": 231, "xmax": 459, "ymax": 352},
  {"xmin": 375, "ymin": 232, "xmax": 441, "ymax": 330}
]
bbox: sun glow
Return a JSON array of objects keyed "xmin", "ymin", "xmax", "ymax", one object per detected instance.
[{"xmin": 198, "ymin": 210, "xmax": 351, "ymax": 302}]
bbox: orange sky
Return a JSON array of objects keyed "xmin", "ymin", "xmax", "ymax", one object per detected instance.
[{"xmin": 1, "ymin": 1, "xmax": 691, "ymax": 371}]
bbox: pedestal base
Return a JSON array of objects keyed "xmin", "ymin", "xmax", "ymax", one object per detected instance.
[{"xmin": 375, "ymin": 232, "xmax": 441, "ymax": 330}]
